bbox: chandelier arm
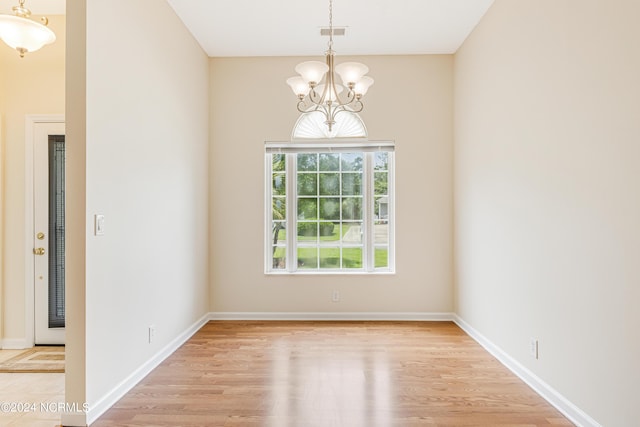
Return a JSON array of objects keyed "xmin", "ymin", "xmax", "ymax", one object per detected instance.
[
  {"xmin": 316, "ymin": 50, "xmax": 333, "ymax": 107},
  {"xmin": 351, "ymin": 100, "xmax": 364, "ymax": 113},
  {"xmin": 308, "ymin": 86, "xmax": 324, "ymax": 106},
  {"xmin": 329, "ymin": 105, "xmax": 342, "ymax": 122},
  {"xmin": 328, "ymin": 64, "xmax": 345, "ymax": 107},
  {"xmin": 299, "ymin": 103, "xmax": 329, "ymax": 116},
  {"xmin": 319, "ymin": 82, "xmax": 331, "ymax": 107},
  {"xmin": 335, "ymin": 89, "xmax": 357, "ymax": 107},
  {"xmin": 296, "ymin": 100, "xmax": 309, "ymax": 113}
]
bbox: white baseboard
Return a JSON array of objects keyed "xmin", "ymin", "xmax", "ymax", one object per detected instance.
[
  {"xmin": 207, "ymin": 312, "xmax": 455, "ymax": 321},
  {"xmin": 85, "ymin": 312, "xmax": 211, "ymax": 426},
  {"xmin": 73, "ymin": 312, "xmax": 599, "ymax": 427},
  {"xmin": 73, "ymin": 312, "xmax": 451, "ymax": 425},
  {"xmin": 453, "ymin": 315, "xmax": 601, "ymax": 427},
  {"xmin": 0, "ymin": 338, "xmax": 30, "ymax": 349}
]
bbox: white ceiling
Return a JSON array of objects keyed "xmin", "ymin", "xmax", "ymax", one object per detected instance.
[
  {"xmin": 167, "ymin": 0, "xmax": 495, "ymax": 56},
  {"xmin": 1, "ymin": 0, "xmax": 495, "ymax": 57}
]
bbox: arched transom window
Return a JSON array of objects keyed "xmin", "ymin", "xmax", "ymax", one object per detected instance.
[{"xmin": 292, "ymin": 110, "xmax": 368, "ymax": 140}]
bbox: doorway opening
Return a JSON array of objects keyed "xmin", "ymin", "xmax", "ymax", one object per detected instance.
[{"xmin": 25, "ymin": 116, "xmax": 66, "ymax": 346}]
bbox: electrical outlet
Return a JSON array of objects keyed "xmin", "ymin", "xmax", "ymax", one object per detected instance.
[
  {"xmin": 332, "ymin": 290, "xmax": 340, "ymax": 302},
  {"xmin": 529, "ymin": 337, "xmax": 538, "ymax": 359},
  {"xmin": 148, "ymin": 325, "xmax": 156, "ymax": 343}
]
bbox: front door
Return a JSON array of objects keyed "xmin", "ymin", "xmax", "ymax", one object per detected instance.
[{"xmin": 33, "ymin": 122, "xmax": 66, "ymax": 345}]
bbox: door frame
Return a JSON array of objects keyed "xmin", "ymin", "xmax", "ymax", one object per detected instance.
[{"xmin": 24, "ymin": 114, "xmax": 65, "ymax": 348}]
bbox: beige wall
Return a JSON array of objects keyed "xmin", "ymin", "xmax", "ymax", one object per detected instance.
[
  {"xmin": 64, "ymin": 0, "xmax": 86, "ymax": 421},
  {"xmin": 10, "ymin": 1, "xmax": 632, "ymax": 424},
  {"xmin": 66, "ymin": 0, "xmax": 210, "ymax": 423},
  {"xmin": 0, "ymin": 16, "xmax": 65, "ymax": 345},
  {"xmin": 454, "ymin": 1, "xmax": 640, "ymax": 425},
  {"xmin": 210, "ymin": 55, "xmax": 453, "ymax": 314}
]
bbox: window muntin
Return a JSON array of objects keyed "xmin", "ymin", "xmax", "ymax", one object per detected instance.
[
  {"xmin": 271, "ymin": 153, "xmax": 287, "ymax": 270},
  {"xmin": 266, "ymin": 142, "xmax": 394, "ymax": 274},
  {"xmin": 296, "ymin": 152, "xmax": 364, "ymax": 270},
  {"xmin": 373, "ymin": 152, "xmax": 390, "ymax": 268}
]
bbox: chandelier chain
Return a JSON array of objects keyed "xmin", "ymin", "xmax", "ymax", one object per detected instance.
[{"xmin": 328, "ymin": 0, "xmax": 334, "ymax": 50}]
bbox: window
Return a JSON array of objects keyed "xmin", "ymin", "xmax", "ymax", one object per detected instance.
[
  {"xmin": 292, "ymin": 109, "xmax": 368, "ymax": 139},
  {"xmin": 265, "ymin": 141, "xmax": 394, "ymax": 273}
]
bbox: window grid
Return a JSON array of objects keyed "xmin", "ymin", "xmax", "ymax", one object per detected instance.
[
  {"xmin": 373, "ymin": 151, "xmax": 390, "ymax": 269},
  {"xmin": 271, "ymin": 153, "xmax": 287, "ymax": 270},
  {"xmin": 296, "ymin": 153, "xmax": 364, "ymax": 270},
  {"xmin": 266, "ymin": 146, "xmax": 394, "ymax": 274}
]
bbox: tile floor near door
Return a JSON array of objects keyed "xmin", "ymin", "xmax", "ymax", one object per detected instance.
[{"xmin": 0, "ymin": 350, "xmax": 64, "ymax": 427}]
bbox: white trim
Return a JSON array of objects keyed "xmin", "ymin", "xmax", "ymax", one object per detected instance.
[
  {"xmin": 72, "ymin": 312, "xmax": 452, "ymax": 424},
  {"xmin": 264, "ymin": 153, "xmax": 272, "ymax": 273},
  {"xmin": 24, "ymin": 114, "xmax": 65, "ymax": 349},
  {"xmin": 208, "ymin": 312, "xmax": 455, "ymax": 321},
  {"xmin": 0, "ymin": 338, "xmax": 31, "ymax": 349},
  {"xmin": 85, "ymin": 312, "xmax": 210, "ymax": 425},
  {"xmin": 364, "ymin": 152, "xmax": 374, "ymax": 270},
  {"xmin": 387, "ymin": 151, "xmax": 396, "ymax": 269},
  {"xmin": 286, "ymin": 153, "xmax": 296, "ymax": 269},
  {"xmin": 67, "ymin": 312, "xmax": 600, "ymax": 427},
  {"xmin": 265, "ymin": 140, "xmax": 395, "ymax": 153},
  {"xmin": 265, "ymin": 149, "xmax": 395, "ymax": 274},
  {"xmin": 453, "ymin": 315, "xmax": 602, "ymax": 427}
]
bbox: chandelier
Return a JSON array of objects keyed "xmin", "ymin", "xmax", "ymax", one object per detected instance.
[
  {"xmin": 0, "ymin": 0, "xmax": 56, "ymax": 58},
  {"xmin": 286, "ymin": 0, "xmax": 374, "ymax": 132}
]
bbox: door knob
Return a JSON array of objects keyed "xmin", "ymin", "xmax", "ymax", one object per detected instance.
[{"xmin": 33, "ymin": 247, "xmax": 46, "ymax": 255}]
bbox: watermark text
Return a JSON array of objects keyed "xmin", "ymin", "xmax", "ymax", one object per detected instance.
[{"xmin": 0, "ymin": 401, "xmax": 88, "ymax": 413}]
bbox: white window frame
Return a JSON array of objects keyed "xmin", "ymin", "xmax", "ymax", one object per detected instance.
[{"xmin": 265, "ymin": 140, "xmax": 395, "ymax": 274}]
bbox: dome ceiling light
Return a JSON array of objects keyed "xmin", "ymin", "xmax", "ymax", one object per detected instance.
[{"xmin": 0, "ymin": 0, "xmax": 56, "ymax": 58}]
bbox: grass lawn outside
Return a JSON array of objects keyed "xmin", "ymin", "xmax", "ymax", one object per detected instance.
[{"xmin": 272, "ymin": 221, "xmax": 389, "ymax": 270}]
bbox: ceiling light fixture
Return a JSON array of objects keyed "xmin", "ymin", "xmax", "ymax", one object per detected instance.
[
  {"xmin": 0, "ymin": 0, "xmax": 56, "ymax": 58},
  {"xmin": 286, "ymin": 0, "xmax": 374, "ymax": 132}
]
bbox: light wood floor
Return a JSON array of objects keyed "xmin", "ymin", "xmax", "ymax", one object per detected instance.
[
  {"xmin": 0, "ymin": 349, "xmax": 64, "ymax": 427},
  {"xmin": 93, "ymin": 321, "xmax": 573, "ymax": 426}
]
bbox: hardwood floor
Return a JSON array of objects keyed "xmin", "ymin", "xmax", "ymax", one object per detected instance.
[{"xmin": 93, "ymin": 321, "xmax": 573, "ymax": 426}]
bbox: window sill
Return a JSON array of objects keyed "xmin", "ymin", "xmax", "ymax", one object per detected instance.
[{"xmin": 265, "ymin": 270, "xmax": 396, "ymax": 276}]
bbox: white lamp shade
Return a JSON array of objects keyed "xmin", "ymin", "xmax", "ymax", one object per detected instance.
[
  {"xmin": 354, "ymin": 76, "xmax": 374, "ymax": 96},
  {"xmin": 286, "ymin": 76, "xmax": 310, "ymax": 97},
  {"xmin": 315, "ymin": 83, "xmax": 344, "ymax": 102},
  {"xmin": 0, "ymin": 14, "xmax": 56, "ymax": 54},
  {"xmin": 295, "ymin": 61, "xmax": 329, "ymax": 84},
  {"xmin": 335, "ymin": 62, "xmax": 369, "ymax": 85}
]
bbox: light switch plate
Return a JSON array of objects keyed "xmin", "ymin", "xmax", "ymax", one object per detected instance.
[{"xmin": 95, "ymin": 214, "xmax": 105, "ymax": 236}]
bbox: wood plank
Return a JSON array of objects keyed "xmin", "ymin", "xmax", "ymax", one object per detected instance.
[{"xmin": 92, "ymin": 321, "xmax": 573, "ymax": 426}]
